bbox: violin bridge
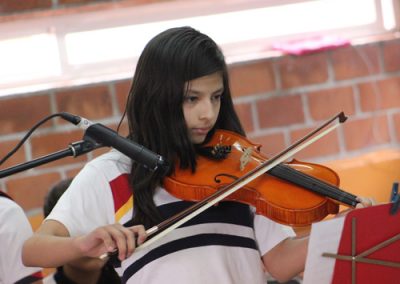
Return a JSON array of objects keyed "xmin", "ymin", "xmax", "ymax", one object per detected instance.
[{"xmin": 239, "ymin": 147, "xmax": 253, "ymax": 171}]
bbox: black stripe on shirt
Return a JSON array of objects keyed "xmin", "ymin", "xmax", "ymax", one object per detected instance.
[
  {"xmin": 15, "ymin": 271, "xmax": 43, "ymax": 284},
  {"xmin": 157, "ymin": 200, "xmax": 254, "ymax": 228},
  {"xmin": 124, "ymin": 201, "xmax": 254, "ymax": 229},
  {"xmin": 122, "ymin": 233, "xmax": 258, "ymax": 282}
]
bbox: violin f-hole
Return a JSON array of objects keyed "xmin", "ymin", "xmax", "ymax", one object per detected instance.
[{"xmin": 214, "ymin": 173, "xmax": 239, "ymax": 184}]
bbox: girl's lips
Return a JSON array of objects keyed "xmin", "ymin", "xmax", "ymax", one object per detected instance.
[{"xmin": 192, "ymin": 128, "xmax": 210, "ymax": 135}]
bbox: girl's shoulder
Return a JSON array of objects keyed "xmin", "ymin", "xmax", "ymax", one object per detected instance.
[
  {"xmin": 90, "ymin": 149, "xmax": 131, "ymax": 165},
  {"xmin": 85, "ymin": 149, "xmax": 132, "ymax": 176}
]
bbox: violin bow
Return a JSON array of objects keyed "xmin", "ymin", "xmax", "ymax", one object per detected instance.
[{"xmin": 102, "ymin": 112, "xmax": 347, "ymax": 258}]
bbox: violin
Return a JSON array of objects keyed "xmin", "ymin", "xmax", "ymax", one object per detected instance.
[
  {"xmin": 100, "ymin": 112, "xmax": 353, "ymax": 256},
  {"xmin": 164, "ymin": 129, "xmax": 358, "ymax": 227}
]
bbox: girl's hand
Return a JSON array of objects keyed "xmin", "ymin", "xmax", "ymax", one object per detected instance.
[
  {"xmin": 74, "ymin": 224, "xmax": 147, "ymax": 261},
  {"xmin": 355, "ymin": 196, "xmax": 377, "ymax": 208},
  {"xmin": 335, "ymin": 196, "xmax": 377, "ymax": 218}
]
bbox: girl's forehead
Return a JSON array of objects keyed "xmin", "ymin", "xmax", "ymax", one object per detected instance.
[{"xmin": 185, "ymin": 72, "xmax": 223, "ymax": 89}]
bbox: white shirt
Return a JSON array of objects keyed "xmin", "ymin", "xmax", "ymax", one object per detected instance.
[
  {"xmin": 47, "ymin": 150, "xmax": 295, "ymax": 284},
  {"xmin": 0, "ymin": 197, "xmax": 42, "ymax": 284}
]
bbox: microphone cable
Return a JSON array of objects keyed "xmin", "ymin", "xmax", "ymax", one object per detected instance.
[{"xmin": 0, "ymin": 113, "xmax": 66, "ymax": 167}]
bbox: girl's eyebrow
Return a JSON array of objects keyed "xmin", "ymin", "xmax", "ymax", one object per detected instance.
[{"xmin": 187, "ymin": 87, "xmax": 224, "ymax": 95}]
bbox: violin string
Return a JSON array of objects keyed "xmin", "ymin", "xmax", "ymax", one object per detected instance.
[
  {"xmin": 274, "ymin": 164, "xmax": 356, "ymax": 205},
  {"xmin": 297, "ymin": 171, "xmax": 358, "ymax": 205},
  {"xmin": 270, "ymin": 164, "xmax": 357, "ymax": 206}
]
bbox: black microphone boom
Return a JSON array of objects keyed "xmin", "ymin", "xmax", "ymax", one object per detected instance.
[{"xmin": 60, "ymin": 112, "xmax": 169, "ymax": 175}]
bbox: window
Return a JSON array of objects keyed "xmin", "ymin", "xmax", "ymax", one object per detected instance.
[{"xmin": 0, "ymin": 0, "xmax": 398, "ymax": 96}]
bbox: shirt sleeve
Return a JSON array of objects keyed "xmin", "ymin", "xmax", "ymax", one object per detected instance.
[
  {"xmin": 45, "ymin": 162, "xmax": 116, "ymax": 237},
  {"xmin": 0, "ymin": 198, "xmax": 42, "ymax": 284},
  {"xmin": 254, "ymin": 213, "xmax": 296, "ymax": 256}
]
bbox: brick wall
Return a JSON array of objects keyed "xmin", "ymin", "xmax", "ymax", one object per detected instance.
[
  {"xmin": 0, "ymin": 0, "xmax": 399, "ymax": 221},
  {"xmin": 230, "ymin": 41, "xmax": 400, "ymax": 158}
]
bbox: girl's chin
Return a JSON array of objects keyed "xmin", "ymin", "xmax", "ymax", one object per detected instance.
[{"xmin": 190, "ymin": 134, "xmax": 207, "ymax": 144}]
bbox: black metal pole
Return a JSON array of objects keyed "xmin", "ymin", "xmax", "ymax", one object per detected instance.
[{"xmin": 0, "ymin": 140, "xmax": 101, "ymax": 179}]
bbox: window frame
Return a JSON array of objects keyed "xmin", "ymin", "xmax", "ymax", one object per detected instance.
[{"xmin": 0, "ymin": 0, "xmax": 398, "ymax": 97}]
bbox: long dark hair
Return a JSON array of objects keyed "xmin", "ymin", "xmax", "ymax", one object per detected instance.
[{"xmin": 126, "ymin": 26, "xmax": 244, "ymax": 228}]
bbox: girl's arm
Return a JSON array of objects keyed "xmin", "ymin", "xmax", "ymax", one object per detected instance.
[
  {"xmin": 23, "ymin": 220, "xmax": 83, "ymax": 268},
  {"xmin": 262, "ymin": 235, "xmax": 308, "ymax": 283},
  {"xmin": 22, "ymin": 220, "xmax": 146, "ymax": 268},
  {"xmin": 261, "ymin": 196, "xmax": 376, "ymax": 282}
]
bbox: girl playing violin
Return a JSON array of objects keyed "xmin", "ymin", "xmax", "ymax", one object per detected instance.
[{"xmin": 22, "ymin": 26, "xmax": 375, "ymax": 283}]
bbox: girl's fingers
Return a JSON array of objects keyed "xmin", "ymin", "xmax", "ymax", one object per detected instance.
[
  {"xmin": 335, "ymin": 196, "xmax": 377, "ymax": 218},
  {"xmin": 118, "ymin": 225, "xmax": 136, "ymax": 258},
  {"xmin": 96, "ymin": 227, "xmax": 118, "ymax": 252},
  {"xmin": 356, "ymin": 196, "xmax": 377, "ymax": 208},
  {"xmin": 111, "ymin": 224, "xmax": 147, "ymax": 260},
  {"xmin": 83, "ymin": 223, "xmax": 148, "ymax": 260},
  {"xmin": 130, "ymin": 225, "xmax": 147, "ymax": 245},
  {"xmin": 77, "ymin": 226, "xmax": 117, "ymax": 259},
  {"xmin": 106, "ymin": 224, "xmax": 132, "ymax": 261},
  {"xmin": 104, "ymin": 224, "xmax": 147, "ymax": 260}
]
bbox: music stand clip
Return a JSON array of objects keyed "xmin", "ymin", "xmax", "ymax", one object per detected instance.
[{"xmin": 390, "ymin": 182, "xmax": 399, "ymax": 215}]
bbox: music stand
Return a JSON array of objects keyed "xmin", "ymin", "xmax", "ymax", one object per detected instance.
[{"xmin": 303, "ymin": 203, "xmax": 400, "ymax": 284}]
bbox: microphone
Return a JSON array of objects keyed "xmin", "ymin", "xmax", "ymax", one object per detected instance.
[{"xmin": 60, "ymin": 112, "xmax": 169, "ymax": 175}]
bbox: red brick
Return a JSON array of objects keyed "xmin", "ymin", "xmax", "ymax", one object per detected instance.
[
  {"xmin": 0, "ymin": 0, "xmax": 51, "ymax": 13},
  {"xmin": 66, "ymin": 167, "xmax": 82, "ymax": 178},
  {"xmin": 289, "ymin": 127, "xmax": 340, "ymax": 159},
  {"xmin": 0, "ymin": 94, "xmax": 51, "ymax": 135},
  {"xmin": 55, "ymin": 84, "xmax": 113, "ymax": 123},
  {"xmin": 114, "ymin": 79, "xmax": 132, "ymax": 114},
  {"xmin": 343, "ymin": 115, "xmax": 390, "ymax": 151},
  {"xmin": 59, "ymin": 0, "xmax": 95, "ymax": 4},
  {"xmin": 250, "ymin": 132, "xmax": 286, "ymax": 157},
  {"xmin": 30, "ymin": 130, "xmax": 89, "ymax": 168},
  {"xmin": 278, "ymin": 53, "xmax": 328, "ymax": 89},
  {"xmin": 92, "ymin": 147, "xmax": 112, "ymax": 158},
  {"xmin": 331, "ymin": 45, "xmax": 380, "ymax": 80},
  {"xmin": 0, "ymin": 140, "xmax": 26, "ymax": 170},
  {"xmin": 229, "ymin": 60, "xmax": 275, "ymax": 97},
  {"xmin": 6, "ymin": 172, "xmax": 62, "ymax": 211},
  {"xmin": 234, "ymin": 102, "xmax": 254, "ymax": 133},
  {"xmin": 358, "ymin": 77, "xmax": 400, "ymax": 111},
  {"xmin": 382, "ymin": 39, "xmax": 400, "ymax": 72},
  {"xmin": 257, "ymin": 95, "xmax": 304, "ymax": 128},
  {"xmin": 394, "ymin": 112, "xmax": 400, "ymax": 142},
  {"xmin": 307, "ymin": 87, "xmax": 355, "ymax": 121}
]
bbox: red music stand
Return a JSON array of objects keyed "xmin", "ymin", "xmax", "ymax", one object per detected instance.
[{"xmin": 322, "ymin": 203, "xmax": 400, "ymax": 284}]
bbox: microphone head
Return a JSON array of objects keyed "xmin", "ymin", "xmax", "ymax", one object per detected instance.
[
  {"xmin": 60, "ymin": 112, "xmax": 81, "ymax": 125},
  {"xmin": 156, "ymin": 156, "xmax": 170, "ymax": 177}
]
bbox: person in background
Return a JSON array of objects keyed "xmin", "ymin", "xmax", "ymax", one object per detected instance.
[
  {"xmin": 0, "ymin": 190, "xmax": 43, "ymax": 284},
  {"xmin": 22, "ymin": 26, "xmax": 375, "ymax": 284},
  {"xmin": 42, "ymin": 179, "xmax": 120, "ymax": 284}
]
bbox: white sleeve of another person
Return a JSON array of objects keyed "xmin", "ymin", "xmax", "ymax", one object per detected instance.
[{"xmin": 0, "ymin": 198, "xmax": 42, "ymax": 284}]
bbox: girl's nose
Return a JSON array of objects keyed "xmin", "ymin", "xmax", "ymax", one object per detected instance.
[{"xmin": 199, "ymin": 100, "xmax": 215, "ymax": 120}]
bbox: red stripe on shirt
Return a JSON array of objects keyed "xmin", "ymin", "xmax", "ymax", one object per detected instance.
[{"xmin": 110, "ymin": 174, "xmax": 132, "ymax": 213}]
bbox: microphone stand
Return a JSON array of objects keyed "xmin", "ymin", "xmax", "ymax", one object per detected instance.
[{"xmin": 0, "ymin": 140, "xmax": 101, "ymax": 179}]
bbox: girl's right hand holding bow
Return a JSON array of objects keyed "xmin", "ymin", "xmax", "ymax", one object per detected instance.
[{"xmin": 76, "ymin": 224, "xmax": 147, "ymax": 261}]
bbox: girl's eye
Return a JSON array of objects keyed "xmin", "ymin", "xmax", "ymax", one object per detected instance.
[
  {"xmin": 184, "ymin": 96, "xmax": 198, "ymax": 103},
  {"xmin": 212, "ymin": 94, "xmax": 222, "ymax": 101}
]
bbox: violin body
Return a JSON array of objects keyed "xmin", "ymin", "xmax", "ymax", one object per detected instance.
[{"xmin": 164, "ymin": 130, "xmax": 350, "ymax": 227}]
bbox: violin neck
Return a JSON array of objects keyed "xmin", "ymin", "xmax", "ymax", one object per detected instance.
[{"xmin": 269, "ymin": 164, "xmax": 358, "ymax": 207}]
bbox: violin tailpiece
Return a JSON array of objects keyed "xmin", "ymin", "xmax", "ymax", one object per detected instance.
[{"xmin": 198, "ymin": 145, "xmax": 231, "ymax": 160}]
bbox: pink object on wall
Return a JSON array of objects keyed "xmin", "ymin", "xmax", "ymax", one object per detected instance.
[{"xmin": 272, "ymin": 36, "xmax": 350, "ymax": 55}]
